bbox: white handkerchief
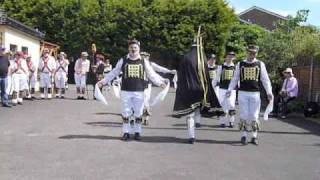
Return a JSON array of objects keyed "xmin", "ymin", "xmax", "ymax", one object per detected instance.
[
  {"xmin": 263, "ymin": 99, "xmax": 274, "ymax": 121},
  {"xmin": 94, "ymin": 84, "xmax": 108, "ymax": 106},
  {"xmin": 112, "ymin": 84, "xmax": 121, "ymax": 99},
  {"xmin": 150, "ymin": 82, "xmax": 170, "ymax": 106},
  {"xmin": 173, "ymin": 73, "xmax": 178, "ymax": 89}
]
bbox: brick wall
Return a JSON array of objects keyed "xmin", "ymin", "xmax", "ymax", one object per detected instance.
[{"xmin": 292, "ymin": 66, "xmax": 320, "ymax": 102}]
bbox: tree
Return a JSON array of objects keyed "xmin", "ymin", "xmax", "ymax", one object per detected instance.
[
  {"xmin": 1, "ymin": 0, "xmax": 237, "ymax": 66},
  {"xmin": 227, "ymin": 23, "xmax": 267, "ymax": 62}
]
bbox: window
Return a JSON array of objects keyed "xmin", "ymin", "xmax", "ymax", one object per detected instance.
[
  {"xmin": 22, "ymin": 46, "xmax": 28, "ymax": 54},
  {"xmin": 10, "ymin": 44, "xmax": 17, "ymax": 53}
]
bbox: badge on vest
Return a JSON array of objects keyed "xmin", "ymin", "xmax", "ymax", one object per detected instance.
[
  {"xmin": 222, "ymin": 70, "xmax": 233, "ymax": 81},
  {"xmin": 209, "ymin": 70, "xmax": 216, "ymax": 79},
  {"xmin": 241, "ymin": 67, "xmax": 260, "ymax": 81},
  {"xmin": 127, "ymin": 64, "xmax": 143, "ymax": 79}
]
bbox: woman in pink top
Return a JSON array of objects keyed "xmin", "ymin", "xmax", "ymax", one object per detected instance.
[{"xmin": 279, "ymin": 68, "xmax": 298, "ymax": 119}]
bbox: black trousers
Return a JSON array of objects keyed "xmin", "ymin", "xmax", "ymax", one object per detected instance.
[{"xmin": 275, "ymin": 96, "xmax": 296, "ymax": 116}]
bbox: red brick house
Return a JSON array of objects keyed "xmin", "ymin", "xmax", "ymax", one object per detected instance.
[{"xmin": 238, "ymin": 6, "xmax": 288, "ymax": 31}]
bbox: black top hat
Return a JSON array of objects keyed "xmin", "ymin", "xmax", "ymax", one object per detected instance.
[
  {"xmin": 128, "ymin": 39, "xmax": 140, "ymax": 46},
  {"xmin": 247, "ymin": 45, "xmax": 259, "ymax": 53}
]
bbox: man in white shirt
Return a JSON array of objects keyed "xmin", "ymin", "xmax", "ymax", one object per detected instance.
[
  {"xmin": 213, "ymin": 51, "xmax": 236, "ymax": 128},
  {"xmin": 227, "ymin": 45, "xmax": 273, "ymax": 145},
  {"xmin": 55, "ymin": 52, "xmax": 69, "ymax": 98},
  {"xmin": 140, "ymin": 51, "xmax": 176, "ymax": 125},
  {"xmin": 97, "ymin": 40, "xmax": 167, "ymax": 141},
  {"xmin": 11, "ymin": 52, "xmax": 28, "ymax": 105},
  {"xmin": 26, "ymin": 55, "xmax": 36, "ymax": 99},
  {"xmin": 74, "ymin": 52, "xmax": 90, "ymax": 100},
  {"xmin": 38, "ymin": 48, "xmax": 56, "ymax": 99}
]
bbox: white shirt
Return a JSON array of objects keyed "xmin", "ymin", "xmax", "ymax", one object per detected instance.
[
  {"xmin": 74, "ymin": 58, "xmax": 90, "ymax": 74},
  {"xmin": 55, "ymin": 60, "xmax": 69, "ymax": 73},
  {"xmin": 102, "ymin": 54, "xmax": 164, "ymax": 87},
  {"xmin": 228, "ymin": 59, "xmax": 272, "ymax": 95},
  {"xmin": 38, "ymin": 56, "xmax": 56, "ymax": 73},
  {"xmin": 212, "ymin": 62, "xmax": 234, "ymax": 87},
  {"xmin": 151, "ymin": 62, "xmax": 172, "ymax": 74},
  {"xmin": 12, "ymin": 58, "xmax": 28, "ymax": 75},
  {"xmin": 26, "ymin": 60, "xmax": 36, "ymax": 74}
]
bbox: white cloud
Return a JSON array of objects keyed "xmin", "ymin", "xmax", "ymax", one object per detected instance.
[{"xmin": 234, "ymin": 7, "xmax": 247, "ymax": 14}]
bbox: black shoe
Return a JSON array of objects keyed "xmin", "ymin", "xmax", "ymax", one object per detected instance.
[
  {"xmin": 251, "ymin": 137, "xmax": 258, "ymax": 145},
  {"xmin": 241, "ymin": 136, "xmax": 248, "ymax": 145},
  {"xmin": 188, "ymin": 138, "xmax": 195, "ymax": 144},
  {"xmin": 122, "ymin": 133, "xmax": 130, "ymax": 141},
  {"xmin": 195, "ymin": 123, "xmax": 201, "ymax": 128},
  {"xmin": 229, "ymin": 122, "xmax": 234, "ymax": 128},
  {"xmin": 61, "ymin": 96, "xmax": 65, "ymax": 99},
  {"xmin": 17, "ymin": 102, "xmax": 23, "ymax": 105},
  {"xmin": 2, "ymin": 104, "xmax": 11, "ymax": 108},
  {"xmin": 220, "ymin": 124, "xmax": 226, "ymax": 128},
  {"xmin": 134, "ymin": 133, "xmax": 141, "ymax": 141},
  {"xmin": 77, "ymin": 96, "xmax": 81, "ymax": 100},
  {"xmin": 82, "ymin": 97, "xmax": 86, "ymax": 100}
]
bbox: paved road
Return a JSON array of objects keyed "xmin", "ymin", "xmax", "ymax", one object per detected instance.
[{"xmin": 1, "ymin": 86, "xmax": 319, "ymax": 180}]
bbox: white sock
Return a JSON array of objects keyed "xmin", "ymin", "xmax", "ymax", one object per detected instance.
[
  {"xmin": 241, "ymin": 131, "xmax": 247, "ymax": 137},
  {"xmin": 195, "ymin": 108, "xmax": 201, "ymax": 124},
  {"xmin": 122, "ymin": 123, "xmax": 130, "ymax": 133},
  {"xmin": 229, "ymin": 115, "xmax": 235, "ymax": 123},
  {"xmin": 219, "ymin": 115, "xmax": 226, "ymax": 124},
  {"xmin": 187, "ymin": 117, "xmax": 195, "ymax": 138},
  {"xmin": 134, "ymin": 123, "xmax": 142, "ymax": 134},
  {"xmin": 252, "ymin": 131, "xmax": 258, "ymax": 138}
]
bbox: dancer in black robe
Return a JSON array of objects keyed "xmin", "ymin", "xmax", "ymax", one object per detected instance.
[{"xmin": 173, "ymin": 30, "xmax": 221, "ymax": 144}]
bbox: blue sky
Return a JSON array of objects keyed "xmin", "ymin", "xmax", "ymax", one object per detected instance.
[{"xmin": 226, "ymin": 0, "xmax": 320, "ymax": 27}]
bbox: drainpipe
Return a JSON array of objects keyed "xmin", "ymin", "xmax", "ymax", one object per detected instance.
[{"xmin": 308, "ymin": 56, "xmax": 314, "ymax": 102}]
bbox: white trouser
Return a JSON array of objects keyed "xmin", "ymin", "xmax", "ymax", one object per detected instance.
[
  {"xmin": 28, "ymin": 74, "xmax": 36, "ymax": 88},
  {"xmin": 121, "ymin": 91, "xmax": 144, "ymax": 134},
  {"xmin": 219, "ymin": 88, "xmax": 236, "ymax": 124},
  {"xmin": 187, "ymin": 108, "xmax": 201, "ymax": 138},
  {"xmin": 12, "ymin": 73, "xmax": 28, "ymax": 92},
  {"xmin": 12, "ymin": 73, "xmax": 28, "ymax": 103},
  {"xmin": 74, "ymin": 74, "xmax": 86, "ymax": 88},
  {"xmin": 55, "ymin": 72, "xmax": 67, "ymax": 89},
  {"xmin": 238, "ymin": 91, "xmax": 261, "ymax": 138},
  {"xmin": 40, "ymin": 72, "xmax": 52, "ymax": 88},
  {"xmin": 144, "ymin": 83, "xmax": 152, "ymax": 110}
]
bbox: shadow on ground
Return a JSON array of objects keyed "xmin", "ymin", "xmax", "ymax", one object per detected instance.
[
  {"xmin": 58, "ymin": 134, "xmax": 240, "ymax": 145},
  {"xmin": 84, "ymin": 121, "xmax": 315, "ymax": 135},
  {"xmin": 277, "ymin": 115, "xmax": 320, "ymax": 136}
]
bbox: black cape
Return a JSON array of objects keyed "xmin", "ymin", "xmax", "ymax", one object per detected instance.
[{"xmin": 173, "ymin": 46, "xmax": 221, "ymax": 117}]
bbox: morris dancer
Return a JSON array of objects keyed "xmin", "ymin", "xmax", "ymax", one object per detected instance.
[
  {"xmin": 227, "ymin": 45, "xmax": 273, "ymax": 145},
  {"xmin": 97, "ymin": 40, "xmax": 167, "ymax": 141}
]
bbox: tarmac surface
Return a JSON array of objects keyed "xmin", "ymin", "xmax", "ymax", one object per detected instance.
[{"xmin": 1, "ymin": 86, "xmax": 319, "ymax": 180}]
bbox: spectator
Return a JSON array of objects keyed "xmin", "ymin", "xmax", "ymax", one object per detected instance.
[
  {"xmin": 0, "ymin": 45, "xmax": 11, "ymax": 107},
  {"xmin": 279, "ymin": 68, "xmax": 298, "ymax": 119}
]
